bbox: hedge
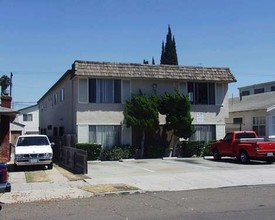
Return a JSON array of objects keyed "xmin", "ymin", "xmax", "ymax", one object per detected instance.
[
  {"xmin": 177, "ymin": 141, "xmax": 211, "ymax": 157},
  {"xmin": 75, "ymin": 143, "xmax": 102, "ymax": 160},
  {"xmin": 100, "ymin": 145, "xmax": 136, "ymax": 161}
]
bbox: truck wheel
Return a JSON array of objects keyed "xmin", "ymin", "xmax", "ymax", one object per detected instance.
[
  {"xmin": 48, "ymin": 163, "xmax": 53, "ymax": 170},
  {"xmin": 213, "ymin": 149, "xmax": 221, "ymax": 161},
  {"xmin": 266, "ymin": 158, "xmax": 274, "ymax": 164},
  {"xmin": 239, "ymin": 151, "xmax": 249, "ymax": 164}
]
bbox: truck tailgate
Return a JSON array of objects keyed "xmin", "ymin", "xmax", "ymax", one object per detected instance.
[{"xmin": 257, "ymin": 142, "xmax": 275, "ymax": 153}]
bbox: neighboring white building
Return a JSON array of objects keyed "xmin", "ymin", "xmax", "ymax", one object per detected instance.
[
  {"xmin": 11, "ymin": 104, "xmax": 39, "ymax": 135},
  {"xmin": 38, "ymin": 60, "xmax": 236, "ymax": 148},
  {"xmin": 239, "ymin": 81, "xmax": 275, "ymax": 97},
  {"xmin": 227, "ymin": 81, "xmax": 275, "ymax": 139}
]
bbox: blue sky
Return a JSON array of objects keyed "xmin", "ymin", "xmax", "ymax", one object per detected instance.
[{"xmin": 1, "ymin": 0, "xmax": 275, "ymax": 109}]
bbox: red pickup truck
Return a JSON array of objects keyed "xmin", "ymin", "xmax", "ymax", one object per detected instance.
[{"xmin": 210, "ymin": 131, "xmax": 275, "ymax": 163}]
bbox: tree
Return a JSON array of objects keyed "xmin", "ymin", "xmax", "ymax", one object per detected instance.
[
  {"xmin": 123, "ymin": 91, "xmax": 159, "ymax": 158},
  {"xmin": 143, "ymin": 59, "xmax": 149, "ymax": 64},
  {"xmin": 160, "ymin": 25, "xmax": 178, "ymax": 65},
  {"xmin": 152, "ymin": 57, "xmax": 155, "ymax": 65},
  {"xmin": 0, "ymin": 75, "xmax": 11, "ymax": 95},
  {"xmin": 159, "ymin": 90, "xmax": 195, "ymax": 150}
]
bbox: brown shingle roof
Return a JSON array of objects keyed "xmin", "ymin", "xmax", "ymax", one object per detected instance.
[{"xmin": 72, "ymin": 60, "xmax": 236, "ymax": 83}]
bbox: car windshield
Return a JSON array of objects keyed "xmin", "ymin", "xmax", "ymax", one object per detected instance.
[{"xmin": 17, "ymin": 136, "xmax": 50, "ymax": 146}]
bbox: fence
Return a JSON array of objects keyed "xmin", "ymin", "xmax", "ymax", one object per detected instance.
[
  {"xmin": 50, "ymin": 135, "xmax": 88, "ymax": 174},
  {"xmin": 61, "ymin": 146, "xmax": 88, "ymax": 174}
]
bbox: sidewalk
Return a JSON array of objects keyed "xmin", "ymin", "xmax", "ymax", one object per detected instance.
[{"xmin": 1, "ymin": 158, "xmax": 275, "ymax": 204}]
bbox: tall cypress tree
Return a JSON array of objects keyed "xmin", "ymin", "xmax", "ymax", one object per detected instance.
[
  {"xmin": 172, "ymin": 36, "xmax": 178, "ymax": 65},
  {"xmin": 160, "ymin": 25, "xmax": 178, "ymax": 65},
  {"xmin": 152, "ymin": 57, "xmax": 155, "ymax": 65}
]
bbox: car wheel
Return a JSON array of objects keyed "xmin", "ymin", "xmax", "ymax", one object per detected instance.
[
  {"xmin": 213, "ymin": 149, "xmax": 221, "ymax": 161},
  {"xmin": 14, "ymin": 164, "xmax": 18, "ymax": 172},
  {"xmin": 239, "ymin": 151, "xmax": 249, "ymax": 164},
  {"xmin": 266, "ymin": 158, "xmax": 274, "ymax": 164},
  {"xmin": 48, "ymin": 163, "xmax": 53, "ymax": 170}
]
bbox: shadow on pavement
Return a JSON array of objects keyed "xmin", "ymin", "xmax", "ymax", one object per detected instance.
[
  {"xmin": 205, "ymin": 157, "xmax": 271, "ymax": 165},
  {"xmin": 7, "ymin": 163, "xmax": 49, "ymax": 172}
]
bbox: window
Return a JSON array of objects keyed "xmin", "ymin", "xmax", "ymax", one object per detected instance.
[
  {"xmin": 90, "ymin": 79, "xmax": 121, "ymax": 103},
  {"xmin": 235, "ymin": 132, "xmax": 256, "ymax": 140},
  {"xmin": 179, "ymin": 82, "xmax": 187, "ymax": 95},
  {"xmin": 23, "ymin": 114, "xmax": 33, "ymax": 121},
  {"xmin": 271, "ymin": 86, "xmax": 275, "ymax": 91},
  {"xmin": 79, "ymin": 78, "xmax": 88, "ymax": 102},
  {"xmin": 241, "ymin": 90, "xmax": 250, "ymax": 96},
  {"xmin": 215, "ymin": 84, "xmax": 224, "ymax": 105},
  {"xmin": 80, "ymin": 78, "xmax": 122, "ymax": 103},
  {"xmin": 122, "ymin": 80, "xmax": 131, "ymax": 103},
  {"xmin": 254, "ymin": 88, "xmax": 264, "ymax": 94},
  {"xmin": 253, "ymin": 116, "xmax": 266, "ymax": 137},
  {"xmin": 272, "ymin": 116, "xmax": 275, "ymax": 135},
  {"xmin": 189, "ymin": 125, "xmax": 216, "ymax": 141},
  {"xmin": 60, "ymin": 88, "xmax": 65, "ymax": 102},
  {"xmin": 17, "ymin": 136, "xmax": 50, "ymax": 146},
  {"xmin": 187, "ymin": 82, "xmax": 215, "ymax": 105},
  {"xmin": 54, "ymin": 93, "xmax": 58, "ymax": 105},
  {"xmin": 223, "ymin": 133, "xmax": 233, "ymax": 143},
  {"xmin": 89, "ymin": 125, "xmax": 121, "ymax": 148},
  {"xmin": 233, "ymin": 117, "xmax": 243, "ymax": 124}
]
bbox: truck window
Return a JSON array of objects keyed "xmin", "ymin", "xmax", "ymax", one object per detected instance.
[
  {"xmin": 224, "ymin": 133, "xmax": 233, "ymax": 143},
  {"xmin": 17, "ymin": 137, "xmax": 49, "ymax": 146},
  {"xmin": 236, "ymin": 133, "xmax": 256, "ymax": 140},
  {"xmin": 246, "ymin": 133, "xmax": 256, "ymax": 138},
  {"xmin": 236, "ymin": 133, "xmax": 246, "ymax": 140}
]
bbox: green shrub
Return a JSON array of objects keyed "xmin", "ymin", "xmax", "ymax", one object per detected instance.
[
  {"xmin": 76, "ymin": 143, "xmax": 102, "ymax": 160},
  {"xmin": 177, "ymin": 141, "xmax": 211, "ymax": 157},
  {"xmin": 100, "ymin": 145, "xmax": 136, "ymax": 161}
]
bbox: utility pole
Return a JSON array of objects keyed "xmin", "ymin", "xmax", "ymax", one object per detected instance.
[{"xmin": 10, "ymin": 72, "xmax": 13, "ymax": 96}]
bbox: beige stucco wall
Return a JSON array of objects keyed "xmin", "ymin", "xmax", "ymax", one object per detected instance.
[
  {"xmin": 131, "ymin": 79, "xmax": 178, "ymax": 95},
  {"xmin": 227, "ymin": 108, "xmax": 275, "ymax": 139},
  {"xmin": 226, "ymin": 109, "xmax": 266, "ymax": 133},
  {"xmin": 40, "ymin": 75, "xmax": 230, "ymax": 143},
  {"xmin": 39, "ymin": 74, "xmax": 74, "ymax": 136},
  {"xmin": 76, "ymin": 103, "xmax": 125, "ymax": 124}
]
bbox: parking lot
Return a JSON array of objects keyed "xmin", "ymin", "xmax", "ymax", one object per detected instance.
[
  {"xmin": 81, "ymin": 157, "xmax": 275, "ymax": 192},
  {"xmin": 86, "ymin": 157, "xmax": 275, "ymax": 179},
  {"xmin": 8, "ymin": 156, "xmax": 275, "ymax": 184}
]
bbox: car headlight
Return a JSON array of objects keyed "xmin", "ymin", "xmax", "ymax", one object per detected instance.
[
  {"xmin": 45, "ymin": 153, "xmax": 52, "ymax": 158},
  {"xmin": 15, "ymin": 154, "xmax": 23, "ymax": 159}
]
